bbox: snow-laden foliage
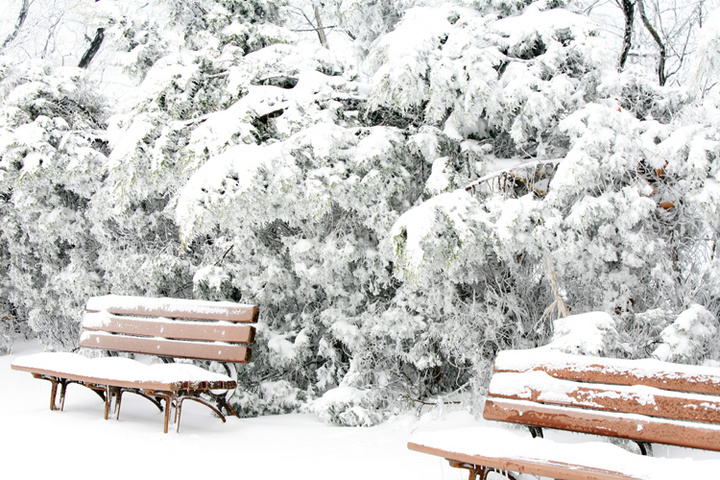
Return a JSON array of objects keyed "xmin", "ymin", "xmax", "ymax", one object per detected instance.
[
  {"xmin": 175, "ymin": 120, "xmax": 456, "ymax": 416},
  {"xmin": 367, "ymin": 3, "xmax": 609, "ymax": 157},
  {"xmin": 538, "ymin": 311, "xmax": 619, "ymax": 356},
  {"xmin": 383, "ymin": 1, "xmax": 720, "ymax": 413},
  {"xmin": 2, "ymin": 0, "xmax": 720, "ymax": 424},
  {"xmin": 653, "ymin": 304, "xmax": 720, "ymax": 364},
  {"xmin": 0, "ymin": 59, "xmax": 108, "ymax": 349},
  {"xmin": 692, "ymin": 8, "xmax": 720, "ymax": 98}
]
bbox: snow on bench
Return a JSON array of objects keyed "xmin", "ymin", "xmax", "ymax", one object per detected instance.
[
  {"xmin": 408, "ymin": 349, "xmax": 720, "ymax": 480},
  {"xmin": 11, "ymin": 295, "xmax": 259, "ymax": 433},
  {"xmin": 409, "ymin": 425, "xmax": 720, "ymax": 480},
  {"xmin": 11, "ymin": 352, "xmax": 235, "ymax": 391}
]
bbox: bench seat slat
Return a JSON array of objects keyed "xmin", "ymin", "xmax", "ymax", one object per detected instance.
[
  {"xmin": 408, "ymin": 443, "xmax": 636, "ymax": 480},
  {"xmin": 408, "ymin": 426, "xmax": 719, "ymax": 480},
  {"xmin": 79, "ymin": 332, "xmax": 252, "ymax": 363},
  {"xmin": 484, "ymin": 397, "xmax": 720, "ymax": 451},
  {"xmin": 494, "ymin": 349, "xmax": 720, "ymax": 396},
  {"xmin": 14, "ymin": 364, "xmax": 235, "ymax": 392},
  {"xmin": 86, "ymin": 294, "xmax": 259, "ymax": 323},
  {"xmin": 82, "ymin": 312, "xmax": 255, "ymax": 343},
  {"xmin": 489, "ymin": 371, "xmax": 720, "ymax": 425},
  {"xmin": 11, "ymin": 353, "xmax": 236, "ymax": 392}
]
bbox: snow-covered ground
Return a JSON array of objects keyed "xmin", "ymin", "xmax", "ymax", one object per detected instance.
[
  {"xmin": 6, "ymin": 339, "xmax": 720, "ymax": 479},
  {"xmin": 3, "ymin": 340, "xmax": 474, "ymax": 479}
]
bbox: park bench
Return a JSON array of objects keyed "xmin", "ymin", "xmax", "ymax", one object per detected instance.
[
  {"xmin": 408, "ymin": 349, "xmax": 720, "ymax": 480},
  {"xmin": 11, "ymin": 294, "xmax": 258, "ymax": 433}
]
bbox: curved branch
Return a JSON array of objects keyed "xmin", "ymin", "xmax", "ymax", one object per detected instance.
[
  {"xmin": 637, "ymin": 0, "xmax": 667, "ymax": 85},
  {"xmin": 1, "ymin": 0, "xmax": 30, "ymax": 52}
]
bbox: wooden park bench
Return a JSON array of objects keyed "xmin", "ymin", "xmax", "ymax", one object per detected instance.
[
  {"xmin": 11, "ymin": 294, "xmax": 258, "ymax": 433},
  {"xmin": 408, "ymin": 349, "xmax": 720, "ymax": 479}
]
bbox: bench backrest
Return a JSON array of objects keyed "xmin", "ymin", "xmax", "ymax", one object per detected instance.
[
  {"xmin": 484, "ymin": 349, "xmax": 720, "ymax": 451},
  {"xmin": 79, "ymin": 295, "xmax": 259, "ymax": 363}
]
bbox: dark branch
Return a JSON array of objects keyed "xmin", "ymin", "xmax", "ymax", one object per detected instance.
[
  {"xmin": 637, "ymin": 0, "xmax": 667, "ymax": 85},
  {"xmin": 618, "ymin": 0, "xmax": 635, "ymax": 71},
  {"xmin": 78, "ymin": 27, "xmax": 105, "ymax": 69},
  {"xmin": 1, "ymin": 0, "xmax": 30, "ymax": 52}
]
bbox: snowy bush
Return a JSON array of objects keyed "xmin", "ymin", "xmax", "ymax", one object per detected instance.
[
  {"xmin": 544, "ymin": 312, "xmax": 619, "ymax": 355},
  {"xmin": 692, "ymin": 8, "xmax": 720, "ymax": 97},
  {"xmin": 653, "ymin": 305, "xmax": 720, "ymax": 364},
  {"xmin": 384, "ymin": 1, "xmax": 720, "ymax": 399},
  {"xmin": 232, "ymin": 379, "xmax": 306, "ymax": 417},
  {"xmin": 0, "ymin": 60, "xmax": 108, "ymax": 348},
  {"xmin": 3, "ymin": 0, "xmax": 720, "ymax": 424},
  {"xmin": 311, "ymin": 386, "xmax": 387, "ymax": 427},
  {"xmin": 367, "ymin": 3, "xmax": 610, "ymax": 157},
  {"xmin": 0, "ymin": 310, "xmax": 14, "ymax": 354},
  {"xmin": 174, "ymin": 120, "xmax": 452, "ymax": 417},
  {"xmin": 597, "ymin": 66, "xmax": 688, "ymax": 123}
]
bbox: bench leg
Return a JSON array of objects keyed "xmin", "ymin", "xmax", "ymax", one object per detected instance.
[
  {"xmin": 59, "ymin": 380, "xmax": 69, "ymax": 411},
  {"xmin": 636, "ymin": 441, "xmax": 653, "ymax": 456},
  {"xmin": 205, "ymin": 390, "xmax": 240, "ymax": 419},
  {"xmin": 150, "ymin": 393, "xmax": 174, "ymax": 433},
  {"xmin": 113, "ymin": 388, "xmax": 164, "ymax": 421},
  {"xmin": 448, "ymin": 461, "xmax": 518, "ymax": 480},
  {"xmin": 136, "ymin": 390, "xmax": 232, "ymax": 434},
  {"xmin": 115, "ymin": 388, "xmax": 124, "ymax": 420},
  {"xmin": 58, "ymin": 379, "xmax": 102, "ymax": 412},
  {"xmin": 49, "ymin": 377, "xmax": 60, "ymax": 411},
  {"xmin": 449, "ymin": 461, "xmax": 486, "ymax": 480},
  {"xmin": 103, "ymin": 385, "xmax": 113, "ymax": 420},
  {"xmin": 175, "ymin": 395, "xmax": 227, "ymax": 433},
  {"xmin": 32, "ymin": 374, "xmax": 63, "ymax": 411},
  {"xmin": 97, "ymin": 385, "xmax": 125, "ymax": 420}
]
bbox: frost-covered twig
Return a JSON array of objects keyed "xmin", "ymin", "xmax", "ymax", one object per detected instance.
[
  {"xmin": 637, "ymin": 0, "xmax": 667, "ymax": 85},
  {"xmin": 401, "ymin": 395, "xmax": 462, "ymax": 406},
  {"xmin": 538, "ymin": 254, "xmax": 570, "ymax": 325},
  {"xmin": 213, "ymin": 245, "xmax": 234, "ymax": 267},
  {"xmin": 0, "ymin": 0, "xmax": 30, "ymax": 52},
  {"xmin": 465, "ymin": 159, "xmax": 561, "ymax": 198}
]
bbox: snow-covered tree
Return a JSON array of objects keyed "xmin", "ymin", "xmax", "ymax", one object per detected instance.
[
  {"xmin": 2, "ymin": 0, "xmax": 719, "ymax": 424},
  {"xmin": 0, "ymin": 59, "xmax": 108, "ymax": 349},
  {"xmin": 692, "ymin": 7, "xmax": 720, "ymax": 97}
]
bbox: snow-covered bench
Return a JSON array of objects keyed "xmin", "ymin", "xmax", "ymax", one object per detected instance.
[
  {"xmin": 408, "ymin": 349, "xmax": 720, "ymax": 479},
  {"xmin": 11, "ymin": 294, "xmax": 259, "ymax": 433}
]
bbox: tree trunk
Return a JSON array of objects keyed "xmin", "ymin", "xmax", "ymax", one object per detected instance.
[
  {"xmin": 314, "ymin": 5, "xmax": 329, "ymax": 49},
  {"xmin": 618, "ymin": 0, "xmax": 635, "ymax": 71},
  {"xmin": 1, "ymin": 0, "xmax": 30, "ymax": 52},
  {"xmin": 78, "ymin": 27, "xmax": 105, "ymax": 69},
  {"xmin": 637, "ymin": 0, "xmax": 667, "ymax": 85}
]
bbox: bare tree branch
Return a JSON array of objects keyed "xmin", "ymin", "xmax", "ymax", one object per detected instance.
[
  {"xmin": 1, "ymin": 0, "xmax": 30, "ymax": 52},
  {"xmin": 637, "ymin": 0, "xmax": 667, "ymax": 85},
  {"xmin": 618, "ymin": 0, "xmax": 635, "ymax": 71},
  {"xmin": 313, "ymin": 4, "xmax": 329, "ymax": 49},
  {"xmin": 78, "ymin": 27, "xmax": 104, "ymax": 69}
]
